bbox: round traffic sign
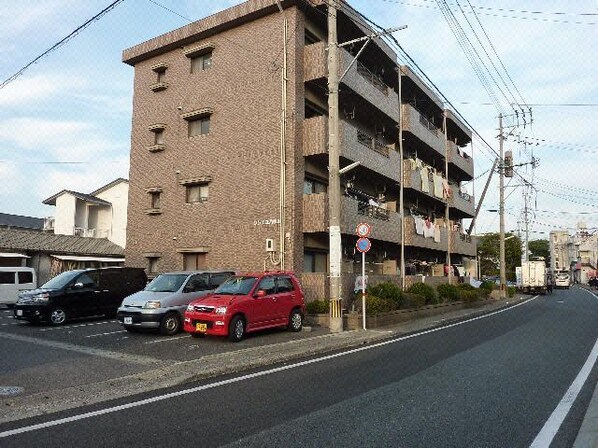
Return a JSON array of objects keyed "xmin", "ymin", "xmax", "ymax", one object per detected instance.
[
  {"xmin": 356, "ymin": 222, "xmax": 371, "ymax": 238},
  {"xmin": 356, "ymin": 237, "xmax": 371, "ymax": 253}
]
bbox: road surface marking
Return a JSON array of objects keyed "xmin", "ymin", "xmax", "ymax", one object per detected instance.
[
  {"xmin": 0, "ymin": 296, "xmax": 539, "ymax": 439},
  {"xmin": 39, "ymin": 321, "xmax": 115, "ymax": 332},
  {"xmin": 144, "ymin": 335, "xmax": 190, "ymax": 344},
  {"xmin": 530, "ymin": 336, "xmax": 598, "ymax": 447},
  {"xmin": 0, "ymin": 332, "xmax": 164, "ymax": 367},
  {"xmin": 86, "ymin": 330, "xmax": 127, "ymax": 338}
]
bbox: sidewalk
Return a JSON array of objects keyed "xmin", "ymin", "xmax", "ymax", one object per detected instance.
[{"xmin": 1, "ymin": 293, "xmax": 596, "ymax": 448}]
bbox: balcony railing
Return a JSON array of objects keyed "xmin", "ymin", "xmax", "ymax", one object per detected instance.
[
  {"xmin": 356, "ymin": 129, "xmax": 390, "ymax": 157},
  {"xmin": 74, "ymin": 227, "xmax": 95, "ymax": 237},
  {"xmin": 357, "ymin": 201, "xmax": 390, "ymax": 221},
  {"xmin": 356, "ymin": 61, "xmax": 389, "ymax": 95},
  {"xmin": 418, "ymin": 113, "xmax": 440, "ymax": 136}
]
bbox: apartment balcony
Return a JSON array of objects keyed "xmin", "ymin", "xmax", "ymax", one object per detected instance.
[
  {"xmin": 303, "ymin": 193, "xmax": 402, "ymax": 245},
  {"xmin": 449, "ymin": 184, "xmax": 475, "ymax": 218},
  {"xmin": 304, "ymin": 42, "xmax": 400, "ymax": 123},
  {"xmin": 73, "ymin": 227, "xmax": 111, "ymax": 238},
  {"xmin": 403, "ymin": 217, "xmax": 476, "ymax": 256},
  {"xmin": 401, "ymin": 103, "xmax": 445, "ymax": 158},
  {"xmin": 402, "ymin": 163, "xmax": 446, "ymax": 203},
  {"xmin": 303, "ymin": 116, "xmax": 401, "ymax": 183},
  {"xmin": 448, "ymin": 140, "xmax": 474, "ymax": 180},
  {"xmin": 451, "ymin": 231, "xmax": 477, "ymax": 256}
]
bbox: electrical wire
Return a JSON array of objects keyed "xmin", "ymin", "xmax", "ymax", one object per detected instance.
[{"xmin": 1, "ymin": 0, "xmax": 125, "ymax": 90}]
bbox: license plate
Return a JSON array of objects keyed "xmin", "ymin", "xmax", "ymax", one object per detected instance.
[
  {"xmin": 195, "ymin": 323, "xmax": 207, "ymax": 332},
  {"xmin": 16, "ymin": 310, "xmax": 23, "ymax": 316},
  {"xmin": 124, "ymin": 317, "xmax": 133, "ymax": 325}
]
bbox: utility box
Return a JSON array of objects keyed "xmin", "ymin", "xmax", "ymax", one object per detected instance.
[{"xmin": 265, "ymin": 238, "xmax": 275, "ymax": 252}]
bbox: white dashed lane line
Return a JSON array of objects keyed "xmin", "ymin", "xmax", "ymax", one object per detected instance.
[
  {"xmin": 86, "ymin": 330, "xmax": 127, "ymax": 338},
  {"xmin": 39, "ymin": 321, "xmax": 116, "ymax": 332},
  {"xmin": 144, "ymin": 335, "xmax": 190, "ymax": 344}
]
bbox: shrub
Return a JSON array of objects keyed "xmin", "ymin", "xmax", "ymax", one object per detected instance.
[
  {"xmin": 360, "ymin": 294, "xmax": 396, "ymax": 315},
  {"xmin": 437, "ymin": 284, "xmax": 460, "ymax": 302},
  {"xmin": 367, "ymin": 282, "xmax": 403, "ymax": 308},
  {"xmin": 507, "ymin": 286, "xmax": 516, "ymax": 298},
  {"xmin": 480, "ymin": 281, "xmax": 496, "ymax": 293},
  {"xmin": 402, "ymin": 292, "xmax": 426, "ymax": 309},
  {"xmin": 407, "ymin": 283, "xmax": 438, "ymax": 305},
  {"xmin": 305, "ymin": 299, "xmax": 329, "ymax": 314},
  {"xmin": 461, "ymin": 290, "xmax": 480, "ymax": 305}
]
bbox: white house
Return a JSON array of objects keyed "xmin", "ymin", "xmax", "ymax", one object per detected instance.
[{"xmin": 43, "ymin": 178, "xmax": 129, "ymax": 248}]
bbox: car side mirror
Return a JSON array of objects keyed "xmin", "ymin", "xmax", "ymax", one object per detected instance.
[
  {"xmin": 255, "ymin": 290, "xmax": 266, "ymax": 298},
  {"xmin": 73, "ymin": 282, "xmax": 84, "ymax": 289}
]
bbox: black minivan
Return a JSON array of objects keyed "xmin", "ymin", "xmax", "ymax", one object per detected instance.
[{"xmin": 13, "ymin": 267, "xmax": 147, "ymax": 325}]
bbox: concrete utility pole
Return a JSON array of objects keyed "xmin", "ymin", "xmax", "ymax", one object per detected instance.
[
  {"xmin": 498, "ymin": 113, "xmax": 507, "ymax": 297},
  {"xmin": 398, "ymin": 66, "xmax": 405, "ymax": 289},
  {"xmin": 327, "ymin": 0, "xmax": 343, "ymax": 333}
]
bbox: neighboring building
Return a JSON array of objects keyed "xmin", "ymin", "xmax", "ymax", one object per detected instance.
[
  {"xmin": 549, "ymin": 230, "xmax": 571, "ymax": 272},
  {"xmin": 0, "ymin": 228, "xmax": 125, "ymax": 284},
  {"xmin": 122, "ymin": 0, "xmax": 476, "ymax": 301},
  {"xmin": 43, "ymin": 178, "xmax": 129, "ymax": 248},
  {"xmin": 0, "ymin": 212, "xmax": 44, "ymax": 231}
]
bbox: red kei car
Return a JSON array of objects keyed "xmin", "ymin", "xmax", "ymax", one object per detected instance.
[{"xmin": 183, "ymin": 271, "xmax": 305, "ymax": 342}]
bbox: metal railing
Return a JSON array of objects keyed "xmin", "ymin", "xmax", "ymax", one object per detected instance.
[
  {"xmin": 357, "ymin": 201, "xmax": 390, "ymax": 221},
  {"xmin": 74, "ymin": 227, "xmax": 95, "ymax": 237},
  {"xmin": 356, "ymin": 61, "xmax": 389, "ymax": 95},
  {"xmin": 356, "ymin": 129, "xmax": 390, "ymax": 157},
  {"xmin": 418, "ymin": 113, "xmax": 440, "ymax": 136}
]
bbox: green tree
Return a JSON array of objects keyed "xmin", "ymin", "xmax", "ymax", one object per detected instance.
[
  {"xmin": 477, "ymin": 233, "xmax": 522, "ymax": 281},
  {"xmin": 528, "ymin": 239, "xmax": 549, "ymax": 262}
]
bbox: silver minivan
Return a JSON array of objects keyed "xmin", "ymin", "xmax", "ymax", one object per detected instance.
[
  {"xmin": 116, "ymin": 270, "xmax": 234, "ymax": 335},
  {"xmin": 0, "ymin": 267, "xmax": 37, "ymax": 307}
]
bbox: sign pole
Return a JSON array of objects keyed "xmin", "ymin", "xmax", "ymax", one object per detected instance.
[{"xmin": 362, "ymin": 249, "xmax": 366, "ymax": 330}]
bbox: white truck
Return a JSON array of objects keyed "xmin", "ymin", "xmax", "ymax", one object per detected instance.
[{"xmin": 520, "ymin": 261, "xmax": 547, "ymax": 295}]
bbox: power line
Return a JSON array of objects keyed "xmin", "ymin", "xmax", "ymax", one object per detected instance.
[{"xmin": 0, "ymin": 0, "xmax": 125, "ymax": 90}]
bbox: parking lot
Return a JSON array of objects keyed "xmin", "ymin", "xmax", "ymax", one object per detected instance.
[{"xmin": 0, "ymin": 307, "xmax": 328, "ymax": 402}]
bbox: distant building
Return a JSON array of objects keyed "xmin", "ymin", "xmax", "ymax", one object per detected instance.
[
  {"xmin": 0, "ymin": 213, "xmax": 44, "ymax": 231},
  {"xmin": 0, "ymin": 228, "xmax": 124, "ymax": 284},
  {"xmin": 43, "ymin": 178, "xmax": 129, "ymax": 248}
]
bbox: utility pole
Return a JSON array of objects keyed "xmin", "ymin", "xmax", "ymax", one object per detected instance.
[
  {"xmin": 498, "ymin": 113, "xmax": 507, "ymax": 297},
  {"xmin": 327, "ymin": 0, "xmax": 343, "ymax": 333},
  {"xmin": 398, "ymin": 66, "xmax": 405, "ymax": 289}
]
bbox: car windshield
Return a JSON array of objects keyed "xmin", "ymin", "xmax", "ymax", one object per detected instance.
[
  {"xmin": 213, "ymin": 276, "xmax": 258, "ymax": 295},
  {"xmin": 144, "ymin": 274, "xmax": 188, "ymax": 292},
  {"xmin": 41, "ymin": 270, "xmax": 82, "ymax": 289}
]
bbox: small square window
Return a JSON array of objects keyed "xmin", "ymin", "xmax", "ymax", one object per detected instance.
[
  {"xmin": 191, "ymin": 52, "xmax": 212, "ymax": 73},
  {"xmin": 186, "ymin": 184, "xmax": 209, "ymax": 203},
  {"xmin": 147, "ymin": 257, "xmax": 159, "ymax": 274},
  {"xmin": 150, "ymin": 191, "xmax": 161, "ymax": 209},
  {"xmin": 189, "ymin": 117, "xmax": 210, "ymax": 137},
  {"xmin": 157, "ymin": 70, "xmax": 165, "ymax": 83},
  {"xmin": 154, "ymin": 130, "xmax": 164, "ymax": 145}
]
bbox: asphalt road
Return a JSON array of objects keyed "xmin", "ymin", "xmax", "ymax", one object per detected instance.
[{"xmin": 1, "ymin": 286, "xmax": 597, "ymax": 447}]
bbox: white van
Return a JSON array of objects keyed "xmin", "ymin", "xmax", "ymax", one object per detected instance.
[{"xmin": 0, "ymin": 267, "xmax": 37, "ymax": 306}]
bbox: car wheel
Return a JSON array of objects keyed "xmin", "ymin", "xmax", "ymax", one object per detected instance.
[
  {"xmin": 49, "ymin": 308, "xmax": 67, "ymax": 326},
  {"xmin": 159, "ymin": 312, "xmax": 181, "ymax": 336},
  {"xmin": 228, "ymin": 315, "xmax": 245, "ymax": 342},
  {"xmin": 288, "ymin": 309, "xmax": 303, "ymax": 332}
]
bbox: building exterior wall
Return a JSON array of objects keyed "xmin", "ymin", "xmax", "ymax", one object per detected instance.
[
  {"xmin": 95, "ymin": 181, "xmax": 129, "ymax": 247},
  {"xmin": 54, "ymin": 195, "xmax": 77, "ymax": 236},
  {"xmin": 125, "ymin": 7, "xmax": 302, "ymax": 273}
]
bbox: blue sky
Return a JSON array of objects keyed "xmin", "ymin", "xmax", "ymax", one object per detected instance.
[{"xmin": 1, "ymin": 0, "xmax": 596, "ymax": 239}]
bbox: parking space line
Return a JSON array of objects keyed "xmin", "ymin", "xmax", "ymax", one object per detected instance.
[
  {"xmin": 86, "ymin": 330, "xmax": 127, "ymax": 338},
  {"xmin": 144, "ymin": 335, "xmax": 190, "ymax": 344},
  {"xmin": 0, "ymin": 331, "xmax": 165, "ymax": 366},
  {"xmin": 39, "ymin": 321, "xmax": 115, "ymax": 332}
]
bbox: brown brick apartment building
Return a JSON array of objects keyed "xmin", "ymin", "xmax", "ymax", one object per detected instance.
[{"xmin": 122, "ymin": 0, "xmax": 476, "ymax": 301}]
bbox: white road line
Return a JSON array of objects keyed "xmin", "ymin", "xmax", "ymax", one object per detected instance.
[
  {"xmin": 144, "ymin": 335, "xmax": 190, "ymax": 344},
  {"xmin": 86, "ymin": 330, "xmax": 127, "ymax": 338},
  {"xmin": 0, "ymin": 296, "xmax": 539, "ymax": 439},
  {"xmin": 530, "ymin": 337, "xmax": 598, "ymax": 447},
  {"xmin": 39, "ymin": 321, "xmax": 115, "ymax": 332}
]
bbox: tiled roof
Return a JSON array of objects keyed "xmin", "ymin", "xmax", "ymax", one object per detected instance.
[
  {"xmin": 0, "ymin": 213, "xmax": 44, "ymax": 230},
  {"xmin": 0, "ymin": 228, "xmax": 124, "ymax": 256}
]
